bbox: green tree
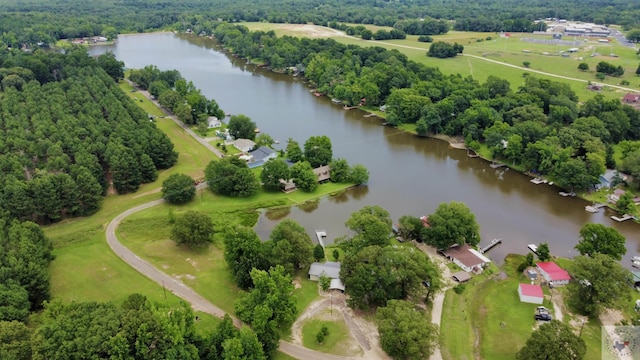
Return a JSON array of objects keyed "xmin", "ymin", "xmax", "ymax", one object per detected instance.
[
  {"xmin": 267, "ymin": 219, "xmax": 314, "ymax": 274},
  {"xmin": 304, "ymin": 136, "xmax": 333, "ymax": 168},
  {"xmin": 228, "ymin": 114, "xmax": 257, "ymax": 140},
  {"xmin": 170, "ymin": 210, "xmax": 214, "ymax": 248},
  {"xmin": 568, "ymin": 253, "xmax": 632, "ymax": 316},
  {"xmin": 636, "ymin": 63, "xmax": 640, "ymax": 76},
  {"xmin": 260, "ymin": 158, "xmax": 290, "ymax": 191},
  {"xmin": 575, "ymin": 223, "xmax": 626, "ymax": 260},
  {"xmin": 234, "ymin": 266, "xmax": 297, "ymax": 357},
  {"xmin": 516, "ymin": 320, "xmax": 586, "ymax": 360},
  {"xmin": 578, "ymin": 62, "xmax": 589, "ymax": 71},
  {"xmin": 329, "ymin": 158, "xmax": 350, "ymax": 183},
  {"xmin": 255, "ymin": 133, "xmax": 274, "ymax": 147},
  {"xmin": 162, "ymin": 173, "xmax": 196, "ymax": 204},
  {"xmin": 205, "ymin": 157, "xmax": 259, "ymax": 197},
  {"xmin": 422, "ymin": 202, "xmax": 480, "ymax": 249},
  {"xmin": 290, "ymin": 161, "xmax": 318, "ymax": 192},
  {"xmin": 313, "ymin": 244, "xmax": 325, "ymax": 262},
  {"xmin": 0, "ymin": 282, "xmax": 29, "ymax": 322},
  {"xmin": 522, "ymin": 61, "xmax": 531, "ymax": 68},
  {"xmin": 537, "ymin": 242, "xmax": 551, "ymax": 262},
  {"xmin": 285, "ymin": 138, "xmax": 304, "ymax": 163},
  {"xmin": 318, "ymin": 275, "xmax": 331, "ymax": 291},
  {"xmin": 341, "ymin": 206, "xmax": 392, "ymax": 253},
  {"xmin": 349, "ymin": 164, "xmax": 370, "ymax": 185},
  {"xmin": 398, "ymin": 215, "xmax": 424, "ymax": 241},
  {"xmin": 223, "ymin": 226, "xmax": 268, "ymax": 289},
  {"xmin": 553, "ymin": 158, "xmax": 597, "ymax": 193},
  {"xmin": 616, "ymin": 191, "xmax": 638, "ymax": 215},
  {"xmin": 377, "ymin": 300, "xmax": 438, "ymax": 360},
  {"xmin": 96, "ymin": 51, "xmax": 124, "ymax": 81},
  {"xmin": 0, "ymin": 320, "xmax": 32, "ymax": 360}
]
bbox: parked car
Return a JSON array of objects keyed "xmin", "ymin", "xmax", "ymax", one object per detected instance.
[
  {"xmin": 534, "ymin": 313, "xmax": 552, "ymax": 321},
  {"xmin": 536, "ymin": 306, "xmax": 549, "ymax": 314}
]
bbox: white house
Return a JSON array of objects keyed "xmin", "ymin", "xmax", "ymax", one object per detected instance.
[
  {"xmin": 536, "ymin": 262, "xmax": 571, "ymax": 286},
  {"xmin": 308, "ymin": 262, "xmax": 344, "ymax": 292},
  {"xmin": 518, "ymin": 283, "xmax": 544, "ymax": 304},
  {"xmin": 207, "ymin": 116, "xmax": 221, "ymax": 128},
  {"xmin": 443, "ymin": 244, "xmax": 492, "ymax": 273},
  {"xmin": 233, "ymin": 138, "xmax": 256, "ymax": 153},
  {"xmin": 249, "ymin": 146, "xmax": 277, "ymax": 163}
]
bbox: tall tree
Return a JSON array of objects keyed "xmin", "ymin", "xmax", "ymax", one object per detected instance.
[
  {"xmin": 267, "ymin": 219, "xmax": 314, "ymax": 275},
  {"xmin": 0, "ymin": 320, "xmax": 32, "ymax": 360},
  {"xmin": 260, "ymin": 158, "xmax": 290, "ymax": 192},
  {"xmin": 568, "ymin": 253, "xmax": 631, "ymax": 316},
  {"xmin": 285, "ymin": 138, "xmax": 304, "ymax": 163},
  {"xmin": 170, "ymin": 210, "xmax": 214, "ymax": 248},
  {"xmin": 377, "ymin": 300, "xmax": 438, "ymax": 360},
  {"xmin": 303, "ymin": 136, "xmax": 332, "ymax": 168},
  {"xmin": 536, "ymin": 242, "xmax": 551, "ymax": 262},
  {"xmin": 223, "ymin": 226, "xmax": 268, "ymax": 289},
  {"xmin": 228, "ymin": 114, "xmax": 257, "ymax": 140},
  {"xmin": 341, "ymin": 206, "xmax": 392, "ymax": 253},
  {"xmin": 205, "ymin": 157, "xmax": 259, "ymax": 197},
  {"xmin": 162, "ymin": 173, "xmax": 196, "ymax": 204},
  {"xmin": 422, "ymin": 202, "xmax": 480, "ymax": 249},
  {"xmin": 517, "ymin": 320, "xmax": 585, "ymax": 360},
  {"xmin": 575, "ymin": 223, "xmax": 626, "ymax": 260},
  {"xmin": 289, "ymin": 161, "xmax": 318, "ymax": 192}
]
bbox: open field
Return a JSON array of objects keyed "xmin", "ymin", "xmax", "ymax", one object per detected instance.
[
  {"xmin": 301, "ymin": 312, "xmax": 361, "ymax": 356},
  {"xmin": 241, "ymin": 23, "xmax": 640, "ymax": 101}
]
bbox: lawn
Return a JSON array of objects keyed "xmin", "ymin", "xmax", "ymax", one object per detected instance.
[{"xmin": 301, "ymin": 313, "xmax": 361, "ymax": 356}]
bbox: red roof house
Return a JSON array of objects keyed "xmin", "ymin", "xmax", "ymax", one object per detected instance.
[
  {"xmin": 518, "ymin": 283, "xmax": 544, "ymax": 304},
  {"xmin": 536, "ymin": 262, "xmax": 571, "ymax": 286},
  {"xmin": 623, "ymin": 93, "xmax": 640, "ymax": 104}
]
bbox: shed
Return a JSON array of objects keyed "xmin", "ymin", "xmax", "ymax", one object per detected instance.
[
  {"xmin": 329, "ymin": 278, "xmax": 345, "ymax": 292},
  {"xmin": 452, "ymin": 271, "xmax": 472, "ymax": 283},
  {"xmin": 623, "ymin": 93, "xmax": 640, "ymax": 104},
  {"xmin": 518, "ymin": 283, "xmax": 544, "ymax": 304},
  {"xmin": 233, "ymin": 139, "xmax": 256, "ymax": 153},
  {"xmin": 536, "ymin": 262, "xmax": 571, "ymax": 286},
  {"xmin": 308, "ymin": 262, "xmax": 341, "ymax": 281},
  {"xmin": 279, "ymin": 179, "xmax": 297, "ymax": 193}
]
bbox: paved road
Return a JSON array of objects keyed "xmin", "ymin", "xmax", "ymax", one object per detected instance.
[{"xmin": 125, "ymin": 79, "xmax": 225, "ymax": 158}]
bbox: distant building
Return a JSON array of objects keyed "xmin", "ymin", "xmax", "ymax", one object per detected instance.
[
  {"xmin": 313, "ymin": 165, "xmax": 331, "ymax": 182},
  {"xmin": 608, "ymin": 189, "xmax": 640, "ymax": 205},
  {"xmin": 518, "ymin": 283, "xmax": 544, "ymax": 304},
  {"xmin": 249, "ymin": 146, "xmax": 277, "ymax": 163},
  {"xmin": 536, "ymin": 262, "xmax": 571, "ymax": 286},
  {"xmin": 443, "ymin": 244, "xmax": 492, "ymax": 273},
  {"xmin": 452, "ymin": 271, "xmax": 472, "ymax": 283},
  {"xmin": 597, "ymin": 169, "xmax": 620, "ymax": 189},
  {"xmin": 207, "ymin": 116, "xmax": 221, "ymax": 128},
  {"xmin": 623, "ymin": 93, "xmax": 640, "ymax": 104}
]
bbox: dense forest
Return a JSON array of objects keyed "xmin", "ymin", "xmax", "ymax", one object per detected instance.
[
  {"xmin": 1, "ymin": 0, "xmax": 640, "ymax": 48},
  {"xmin": 0, "ymin": 48, "xmax": 178, "ymax": 224},
  {"xmin": 205, "ymin": 23, "xmax": 640, "ymax": 194}
]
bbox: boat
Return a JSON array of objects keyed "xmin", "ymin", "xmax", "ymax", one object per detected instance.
[
  {"xmin": 331, "ymin": 98, "xmax": 342, "ymax": 104},
  {"xmin": 559, "ymin": 192, "xmax": 576, "ymax": 197},
  {"xmin": 632, "ymin": 256, "xmax": 640, "ymax": 262},
  {"xmin": 632, "ymin": 261, "xmax": 640, "ymax": 269},
  {"xmin": 528, "ymin": 244, "xmax": 538, "ymax": 254},
  {"xmin": 530, "ymin": 178, "xmax": 545, "ymax": 184}
]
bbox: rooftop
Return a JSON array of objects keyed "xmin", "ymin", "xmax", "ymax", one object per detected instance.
[
  {"xmin": 249, "ymin": 146, "xmax": 276, "ymax": 162},
  {"xmin": 309, "ymin": 261, "xmax": 341, "ymax": 279},
  {"xmin": 519, "ymin": 283, "xmax": 544, "ymax": 298},
  {"xmin": 443, "ymin": 243, "xmax": 491, "ymax": 268},
  {"xmin": 536, "ymin": 262, "xmax": 571, "ymax": 281}
]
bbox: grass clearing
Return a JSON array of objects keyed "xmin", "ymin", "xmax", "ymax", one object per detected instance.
[{"xmin": 301, "ymin": 311, "xmax": 362, "ymax": 356}]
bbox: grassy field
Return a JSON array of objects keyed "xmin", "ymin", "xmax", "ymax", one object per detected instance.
[
  {"xmin": 241, "ymin": 23, "xmax": 639, "ymax": 101},
  {"xmin": 301, "ymin": 313, "xmax": 361, "ymax": 356},
  {"xmin": 440, "ymin": 255, "xmax": 604, "ymax": 359}
]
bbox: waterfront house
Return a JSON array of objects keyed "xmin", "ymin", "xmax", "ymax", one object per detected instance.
[
  {"xmin": 308, "ymin": 262, "xmax": 345, "ymax": 292},
  {"xmin": 608, "ymin": 189, "xmax": 640, "ymax": 205},
  {"xmin": 279, "ymin": 179, "xmax": 297, "ymax": 193},
  {"xmin": 207, "ymin": 116, "xmax": 221, "ymax": 128},
  {"xmin": 536, "ymin": 262, "xmax": 571, "ymax": 286},
  {"xmin": 442, "ymin": 243, "xmax": 492, "ymax": 273},
  {"xmin": 233, "ymin": 138, "xmax": 256, "ymax": 153},
  {"xmin": 249, "ymin": 146, "xmax": 277, "ymax": 163},
  {"xmin": 313, "ymin": 165, "xmax": 331, "ymax": 182},
  {"xmin": 518, "ymin": 283, "xmax": 544, "ymax": 304},
  {"xmin": 597, "ymin": 169, "xmax": 620, "ymax": 189}
]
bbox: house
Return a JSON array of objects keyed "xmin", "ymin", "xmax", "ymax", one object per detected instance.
[
  {"xmin": 233, "ymin": 139, "xmax": 256, "ymax": 153},
  {"xmin": 419, "ymin": 216, "xmax": 430, "ymax": 228},
  {"xmin": 623, "ymin": 93, "xmax": 640, "ymax": 104},
  {"xmin": 279, "ymin": 179, "xmax": 297, "ymax": 193},
  {"xmin": 536, "ymin": 262, "xmax": 571, "ymax": 286},
  {"xmin": 249, "ymin": 146, "xmax": 277, "ymax": 163},
  {"xmin": 518, "ymin": 283, "xmax": 544, "ymax": 304},
  {"xmin": 608, "ymin": 189, "xmax": 640, "ymax": 205},
  {"xmin": 451, "ymin": 271, "xmax": 472, "ymax": 283},
  {"xmin": 442, "ymin": 243, "xmax": 492, "ymax": 273},
  {"xmin": 597, "ymin": 169, "xmax": 620, "ymax": 189},
  {"xmin": 313, "ymin": 165, "xmax": 331, "ymax": 182},
  {"xmin": 308, "ymin": 262, "xmax": 345, "ymax": 292},
  {"xmin": 207, "ymin": 116, "xmax": 221, "ymax": 128}
]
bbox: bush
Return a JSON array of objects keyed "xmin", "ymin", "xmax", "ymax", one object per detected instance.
[
  {"xmin": 161, "ymin": 173, "xmax": 196, "ymax": 204},
  {"xmin": 316, "ymin": 331, "xmax": 325, "ymax": 344},
  {"xmin": 453, "ymin": 284, "xmax": 466, "ymax": 294}
]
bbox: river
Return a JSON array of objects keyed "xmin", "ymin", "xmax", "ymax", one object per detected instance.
[{"xmin": 89, "ymin": 32, "xmax": 639, "ymax": 265}]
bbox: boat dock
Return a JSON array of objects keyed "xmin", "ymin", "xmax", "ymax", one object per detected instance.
[
  {"xmin": 315, "ymin": 230, "xmax": 327, "ymax": 248},
  {"xmin": 528, "ymin": 244, "xmax": 539, "ymax": 254},
  {"xmin": 530, "ymin": 178, "xmax": 547, "ymax": 185},
  {"xmin": 585, "ymin": 203, "xmax": 607, "ymax": 213},
  {"xmin": 489, "ymin": 162, "xmax": 506, "ymax": 169},
  {"xmin": 480, "ymin": 238, "xmax": 502, "ymax": 254},
  {"xmin": 611, "ymin": 214, "xmax": 634, "ymax": 222},
  {"xmin": 559, "ymin": 192, "xmax": 576, "ymax": 197}
]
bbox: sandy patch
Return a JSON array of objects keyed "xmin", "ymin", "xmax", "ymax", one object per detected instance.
[{"xmin": 277, "ymin": 24, "xmax": 345, "ymax": 38}]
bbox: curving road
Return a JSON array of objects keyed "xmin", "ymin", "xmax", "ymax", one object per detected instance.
[{"xmin": 105, "ymin": 193, "xmax": 364, "ymax": 360}]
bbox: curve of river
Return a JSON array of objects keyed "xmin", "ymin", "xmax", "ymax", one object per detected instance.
[{"xmin": 90, "ymin": 32, "xmax": 639, "ymax": 266}]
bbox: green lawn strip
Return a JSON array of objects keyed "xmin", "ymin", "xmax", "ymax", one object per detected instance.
[
  {"xmin": 301, "ymin": 316, "xmax": 359, "ymax": 356},
  {"xmin": 439, "ymin": 288, "xmax": 475, "ymax": 360}
]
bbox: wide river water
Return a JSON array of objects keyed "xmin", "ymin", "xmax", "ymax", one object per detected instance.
[{"xmin": 90, "ymin": 33, "xmax": 639, "ymax": 265}]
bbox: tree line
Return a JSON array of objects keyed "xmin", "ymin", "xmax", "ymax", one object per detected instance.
[
  {"xmin": 206, "ymin": 23, "xmax": 640, "ymax": 193},
  {"xmin": 2, "ymin": 0, "xmax": 640, "ymax": 49},
  {"xmin": 0, "ymin": 47, "xmax": 178, "ymax": 224}
]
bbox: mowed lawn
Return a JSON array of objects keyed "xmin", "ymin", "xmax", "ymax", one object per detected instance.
[{"xmin": 241, "ymin": 23, "xmax": 638, "ymax": 101}]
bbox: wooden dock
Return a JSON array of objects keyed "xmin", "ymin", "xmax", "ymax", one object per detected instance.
[
  {"xmin": 558, "ymin": 192, "xmax": 576, "ymax": 197},
  {"xmin": 489, "ymin": 162, "xmax": 506, "ymax": 169},
  {"xmin": 480, "ymin": 238, "xmax": 502, "ymax": 254},
  {"xmin": 315, "ymin": 230, "xmax": 327, "ymax": 248},
  {"xmin": 585, "ymin": 203, "xmax": 607, "ymax": 213},
  {"xmin": 611, "ymin": 214, "xmax": 634, "ymax": 222}
]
